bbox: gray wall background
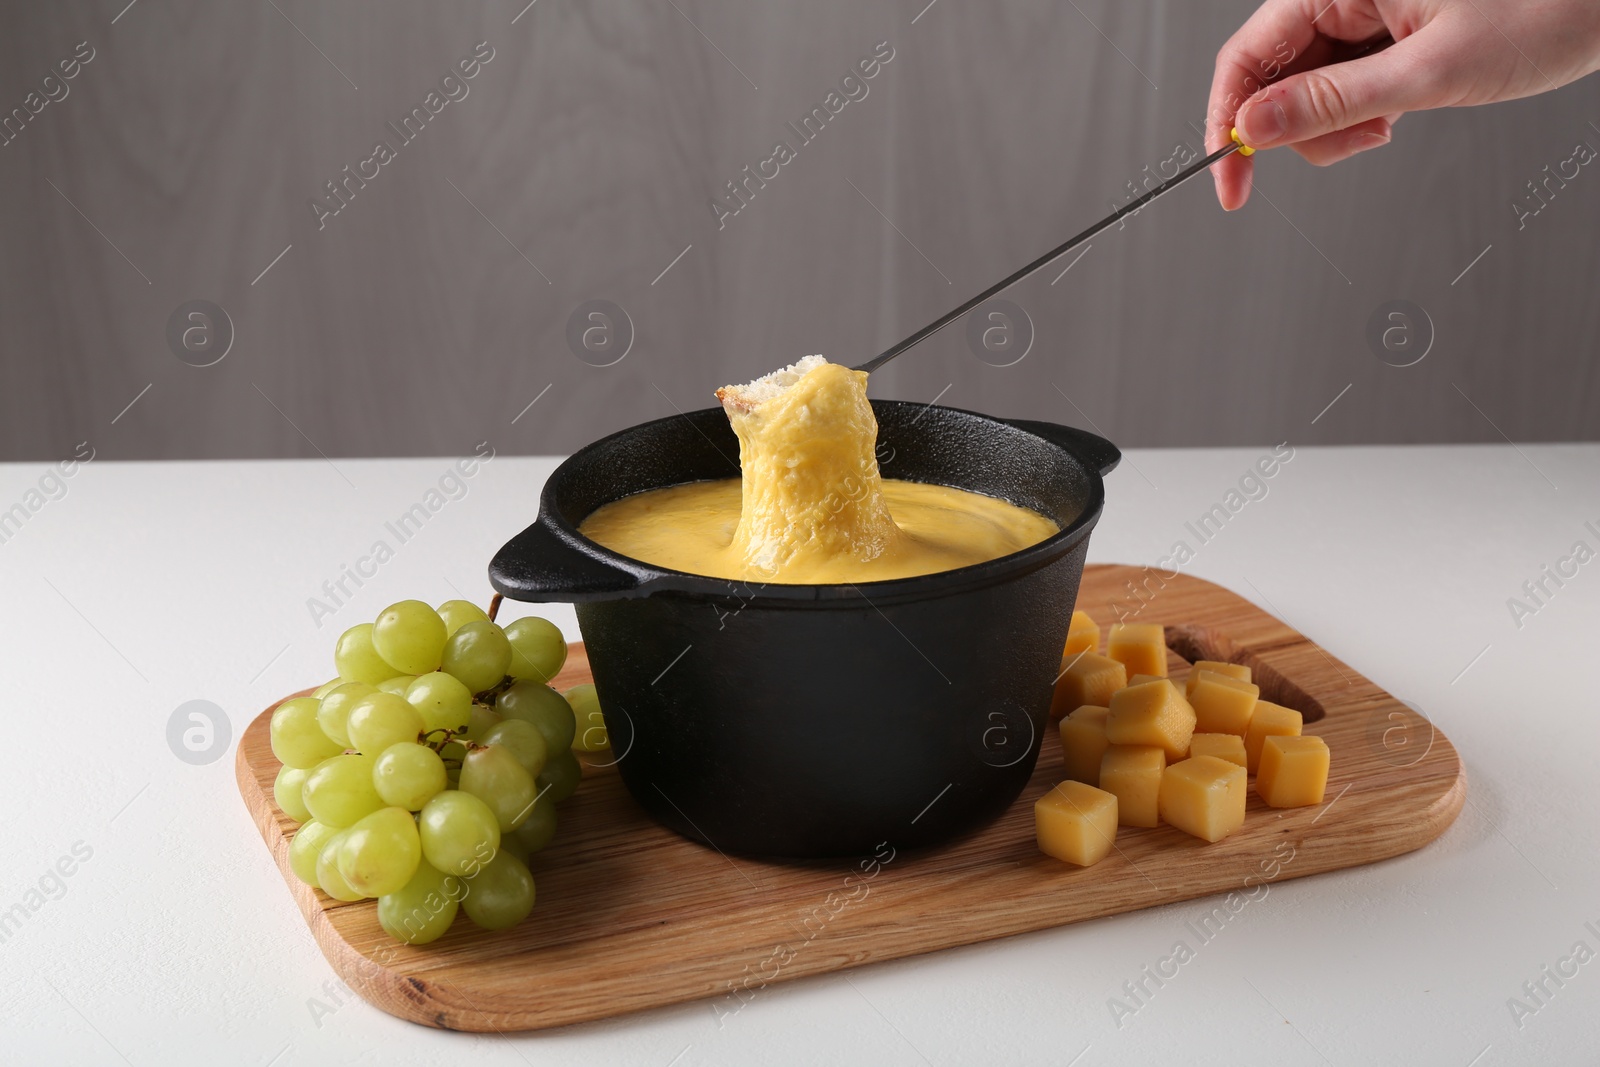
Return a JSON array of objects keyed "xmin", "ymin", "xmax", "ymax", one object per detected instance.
[{"xmin": 2, "ymin": 0, "xmax": 1597, "ymax": 462}]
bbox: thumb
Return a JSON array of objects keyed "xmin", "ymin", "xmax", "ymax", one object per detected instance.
[{"xmin": 1235, "ymin": 30, "xmax": 1453, "ymax": 149}]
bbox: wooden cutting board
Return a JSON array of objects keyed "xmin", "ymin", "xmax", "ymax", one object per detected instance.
[{"xmin": 236, "ymin": 564, "xmax": 1465, "ymax": 1032}]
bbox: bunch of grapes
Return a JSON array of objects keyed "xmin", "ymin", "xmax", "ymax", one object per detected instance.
[{"xmin": 269, "ymin": 598, "xmax": 611, "ymax": 944}]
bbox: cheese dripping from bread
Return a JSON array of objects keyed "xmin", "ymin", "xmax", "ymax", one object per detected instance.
[
  {"xmin": 715, "ymin": 356, "xmax": 901, "ymax": 580},
  {"xmin": 577, "ymin": 356, "xmax": 1060, "ymax": 583}
]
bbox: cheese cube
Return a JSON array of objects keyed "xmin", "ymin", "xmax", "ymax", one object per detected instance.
[
  {"xmin": 1051, "ymin": 652, "xmax": 1127, "ymax": 719},
  {"xmin": 1034, "ymin": 781, "xmax": 1119, "ymax": 866},
  {"xmin": 1195, "ymin": 670, "xmax": 1256, "ymax": 693},
  {"xmin": 1256, "ymin": 735, "xmax": 1330, "ymax": 808},
  {"xmin": 1184, "ymin": 660, "xmax": 1251, "ymax": 697},
  {"xmin": 1187, "ymin": 732, "xmax": 1247, "ymax": 768},
  {"xmin": 1064, "ymin": 610, "xmax": 1100, "ymax": 656},
  {"xmin": 1107, "ymin": 623, "xmax": 1168, "ymax": 679},
  {"xmin": 1059, "ymin": 706, "xmax": 1111, "ymax": 786},
  {"xmin": 1159, "ymin": 756, "xmax": 1247, "ymax": 843},
  {"xmin": 1244, "ymin": 700, "xmax": 1303, "ymax": 773},
  {"xmin": 1189, "ymin": 671, "xmax": 1260, "ymax": 736},
  {"xmin": 1099, "ymin": 745, "xmax": 1165, "ymax": 828},
  {"xmin": 1106, "ymin": 680, "xmax": 1196, "ymax": 761}
]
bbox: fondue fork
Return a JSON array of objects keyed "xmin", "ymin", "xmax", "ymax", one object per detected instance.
[{"xmin": 853, "ymin": 129, "xmax": 1252, "ymax": 374}]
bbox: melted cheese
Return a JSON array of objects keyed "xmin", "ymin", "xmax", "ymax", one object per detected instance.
[
  {"xmin": 724, "ymin": 361, "xmax": 902, "ymax": 578},
  {"xmin": 579, "ymin": 358, "xmax": 1058, "ymax": 584}
]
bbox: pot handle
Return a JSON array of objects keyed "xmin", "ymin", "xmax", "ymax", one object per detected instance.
[
  {"xmin": 488, "ymin": 514, "xmax": 646, "ymax": 603},
  {"xmin": 1003, "ymin": 419, "xmax": 1121, "ymax": 477}
]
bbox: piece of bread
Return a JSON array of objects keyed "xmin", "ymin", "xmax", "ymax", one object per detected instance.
[
  {"xmin": 714, "ymin": 354, "xmax": 902, "ymax": 580},
  {"xmin": 715, "ymin": 355, "xmax": 828, "ymax": 414}
]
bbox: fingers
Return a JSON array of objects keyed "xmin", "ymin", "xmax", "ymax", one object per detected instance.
[
  {"xmin": 1206, "ymin": 0, "xmax": 1323, "ymax": 152},
  {"xmin": 1234, "ymin": 27, "xmax": 1454, "ymax": 150},
  {"xmin": 1288, "ymin": 115, "xmax": 1394, "ymax": 166},
  {"xmin": 1205, "ymin": 0, "xmax": 1386, "ymax": 145},
  {"xmin": 1211, "ymin": 151, "xmax": 1253, "ymax": 213},
  {"xmin": 1218, "ymin": 104, "xmax": 1402, "ymax": 206},
  {"xmin": 1205, "ymin": 0, "xmax": 1372, "ymax": 210}
]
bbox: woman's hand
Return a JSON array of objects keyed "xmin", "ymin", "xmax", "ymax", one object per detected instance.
[{"xmin": 1207, "ymin": 0, "xmax": 1600, "ymax": 209}]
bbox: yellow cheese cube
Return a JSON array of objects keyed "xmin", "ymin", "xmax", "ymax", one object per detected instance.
[
  {"xmin": 1059, "ymin": 706, "xmax": 1111, "ymax": 786},
  {"xmin": 1159, "ymin": 755, "xmax": 1247, "ymax": 843},
  {"xmin": 1106, "ymin": 680, "xmax": 1196, "ymax": 761},
  {"xmin": 1051, "ymin": 652, "xmax": 1127, "ymax": 720},
  {"xmin": 1064, "ymin": 610, "xmax": 1100, "ymax": 656},
  {"xmin": 1244, "ymin": 700, "xmax": 1304, "ymax": 773},
  {"xmin": 1197, "ymin": 670, "xmax": 1256, "ymax": 693},
  {"xmin": 1099, "ymin": 745, "xmax": 1165, "ymax": 828},
  {"xmin": 1107, "ymin": 623, "xmax": 1168, "ymax": 679},
  {"xmin": 1256, "ymin": 735, "xmax": 1330, "ymax": 808},
  {"xmin": 1184, "ymin": 660, "xmax": 1251, "ymax": 697},
  {"xmin": 1187, "ymin": 732, "xmax": 1247, "ymax": 768},
  {"xmin": 1034, "ymin": 781, "xmax": 1119, "ymax": 866},
  {"xmin": 1189, "ymin": 671, "xmax": 1260, "ymax": 736}
]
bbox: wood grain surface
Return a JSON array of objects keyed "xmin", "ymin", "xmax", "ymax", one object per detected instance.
[{"xmin": 236, "ymin": 564, "xmax": 1465, "ymax": 1032}]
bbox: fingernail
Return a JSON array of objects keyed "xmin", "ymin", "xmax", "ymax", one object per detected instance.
[
  {"xmin": 1239, "ymin": 99, "xmax": 1286, "ymax": 145},
  {"xmin": 1349, "ymin": 130, "xmax": 1391, "ymax": 153},
  {"xmin": 1233, "ymin": 167, "xmax": 1254, "ymax": 212}
]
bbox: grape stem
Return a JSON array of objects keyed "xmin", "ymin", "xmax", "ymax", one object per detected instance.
[
  {"xmin": 416, "ymin": 726, "xmax": 490, "ymax": 770},
  {"xmin": 488, "ymin": 593, "xmax": 503, "ymax": 623},
  {"xmin": 475, "ymin": 677, "xmax": 516, "ymax": 704},
  {"xmin": 418, "ymin": 726, "xmax": 469, "ymax": 755}
]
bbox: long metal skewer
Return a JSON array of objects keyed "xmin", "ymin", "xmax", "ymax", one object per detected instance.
[{"xmin": 854, "ymin": 136, "xmax": 1246, "ymax": 374}]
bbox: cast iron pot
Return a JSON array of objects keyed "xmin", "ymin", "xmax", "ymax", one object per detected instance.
[{"xmin": 488, "ymin": 401, "xmax": 1119, "ymax": 858}]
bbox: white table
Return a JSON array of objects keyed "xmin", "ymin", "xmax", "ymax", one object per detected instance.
[{"xmin": 3, "ymin": 445, "xmax": 1596, "ymax": 1066}]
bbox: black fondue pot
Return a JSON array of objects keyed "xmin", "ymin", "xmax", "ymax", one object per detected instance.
[{"xmin": 489, "ymin": 401, "xmax": 1119, "ymax": 858}]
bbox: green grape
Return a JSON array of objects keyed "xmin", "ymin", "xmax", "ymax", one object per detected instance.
[
  {"xmin": 372, "ymin": 599, "xmax": 447, "ymax": 676},
  {"xmin": 418, "ymin": 790, "xmax": 501, "ymax": 878},
  {"xmin": 274, "ymin": 765, "xmax": 313, "ymax": 822},
  {"xmin": 347, "ymin": 692, "xmax": 425, "ymax": 755},
  {"xmin": 482, "ymin": 719, "xmax": 548, "ymax": 780},
  {"xmin": 461, "ymin": 851, "xmax": 536, "ymax": 931},
  {"xmin": 373, "ymin": 742, "xmax": 448, "ymax": 810},
  {"xmin": 460, "ymin": 744, "xmax": 537, "ymax": 832},
  {"xmin": 318, "ymin": 864, "xmax": 364, "ymax": 902},
  {"xmin": 311, "ymin": 678, "xmax": 342, "ymax": 699},
  {"xmin": 504, "ymin": 616, "xmax": 567, "ymax": 683},
  {"xmin": 437, "ymin": 599, "xmax": 490, "ymax": 637},
  {"xmin": 441, "ymin": 621, "xmax": 513, "ymax": 694},
  {"xmin": 378, "ymin": 860, "xmax": 463, "ymax": 945},
  {"xmin": 337, "ymin": 807, "xmax": 422, "ymax": 897},
  {"xmin": 565, "ymin": 683, "xmax": 609, "ymax": 752},
  {"xmin": 335, "ymin": 623, "xmax": 396, "ymax": 685},
  {"xmin": 406, "ymin": 672, "xmax": 473, "ymax": 735},
  {"xmin": 316, "ymin": 830, "xmax": 366, "ymax": 901},
  {"xmin": 316, "ymin": 681, "xmax": 374, "ymax": 748},
  {"xmin": 270, "ymin": 697, "xmax": 343, "ymax": 770},
  {"xmin": 289, "ymin": 820, "xmax": 339, "ymax": 886},
  {"xmin": 303, "ymin": 753, "xmax": 383, "ymax": 827},
  {"xmin": 537, "ymin": 749, "xmax": 583, "ymax": 804},
  {"xmin": 465, "ymin": 702, "xmax": 501, "ymax": 743},
  {"xmin": 502, "ymin": 799, "xmax": 557, "ymax": 860},
  {"xmin": 495, "ymin": 681, "xmax": 576, "ymax": 754},
  {"xmin": 377, "ymin": 675, "xmax": 417, "ymax": 696}
]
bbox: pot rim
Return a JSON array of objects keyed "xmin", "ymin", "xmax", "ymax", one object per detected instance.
[{"xmin": 491, "ymin": 400, "xmax": 1117, "ymax": 606}]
